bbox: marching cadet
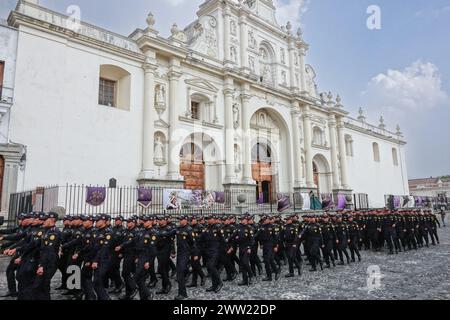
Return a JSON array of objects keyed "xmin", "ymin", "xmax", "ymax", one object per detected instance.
[
  {"xmin": 107, "ymin": 215, "xmax": 125, "ymax": 293},
  {"xmin": 228, "ymin": 214, "xmax": 255, "ymax": 286},
  {"xmin": 247, "ymin": 215, "xmax": 263, "ymax": 278},
  {"xmin": 73, "ymin": 215, "xmax": 97, "ymax": 300},
  {"xmin": 255, "ymin": 215, "xmax": 281, "ymax": 282},
  {"xmin": 91, "ymin": 214, "xmax": 114, "ymax": 300},
  {"xmin": 220, "ymin": 216, "xmax": 238, "ymax": 282},
  {"xmin": 382, "ymin": 211, "xmax": 400, "ymax": 254},
  {"xmin": 0, "ymin": 213, "xmax": 32, "ymax": 298},
  {"xmin": 174, "ymin": 215, "xmax": 198, "ymax": 300},
  {"xmin": 115, "ymin": 216, "xmax": 138, "ymax": 300},
  {"xmin": 334, "ymin": 214, "xmax": 351, "ymax": 265},
  {"xmin": 426, "ymin": 210, "xmax": 440, "ymax": 245},
  {"xmin": 33, "ymin": 212, "xmax": 61, "ymax": 300},
  {"xmin": 319, "ymin": 214, "xmax": 336, "ymax": 268},
  {"xmin": 156, "ymin": 216, "xmax": 176, "ymax": 295},
  {"xmin": 56, "ymin": 216, "xmax": 73, "ymax": 291},
  {"xmin": 187, "ymin": 215, "xmax": 206, "ymax": 288},
  {"xmin": 346, "ymin": 214, "xmax": 362, "ymax": 262},
  {"xmin": 200, "ymin": 214, "xmax": 225, "ymax": 293},
  {"xmin": 281, "ymin": 215, "xmax": 301, "ymax": 278},
  {"xmin": 302, "ymin": 215, "xmax": 324, "ymax": 272}
]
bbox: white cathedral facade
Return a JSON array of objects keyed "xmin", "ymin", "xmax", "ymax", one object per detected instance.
[{"xmin": 0, "ymin": 0, "xmax": 409, "ymax": 213}]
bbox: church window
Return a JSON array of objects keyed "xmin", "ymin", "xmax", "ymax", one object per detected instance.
[
  {"xmin": 373, "ymin": 143, "xmax": 380, "ymax": 162},
  {"xmin": 98, "ymin": 64, "xmax": 131, "ymax": 110},
  {"xmin": 392, "ymin": 148, "xmax": 399, "ymax": 166},
  {"xmin": 99, "ymin": 78, "xmax": 116, "ymax": 107},
  {"xmin": 345, "ymin": 134, "xmax": 354, "ymax": 157},
  {"xmin": 191, "ymin": 101, "xmax": 200, "ymax": 120}
]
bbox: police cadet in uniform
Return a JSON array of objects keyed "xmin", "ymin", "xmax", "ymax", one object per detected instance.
[
  {"xmin": 187, "ymin": 215, "xmax": 206, "ymax": 288},
  {"xmin": 115, "ymin": 216, "xmax": 138, "ymax": 300},
  {"xmin": 302, "ymin": 215, "xmax": 324, "ymax": 272},
  {"xmin": 33, "ymin": 212, "xmax": 61, "ymax": 300},
  {"xmin": 281, "ymin": 215, "xmax": 301, "ymax": 278},
  {"xmin": 346, "ymin": 215, "xmax": 362, "ymax": 262},
  {"xmin": 107, "ymin": 215, "xmax": 125, "ymax": 293},
  {"xmin": 156, "ymin": 216, "xmax": 176, "ymax": 295},
  {"xmin": 174, "ymin": 215, "xmax": 198, "ymax": 300},
  {"xmin": 219, "ymin": 216, "xmax": 238, "ymax": 282},
  {"xmin": 255, "ymin": 215, "xmax": 281, "ymax": 282},
  {"xmin": 334, "ymin": 214, "xmax": 351, "ymax": 265},
  {"xmin": 320, "ymin": 214, "xmax": 336, "ymax": 268},
  {"xmin": 247, "ymin": 215, "xmax": 263, "ymax": 278},
  {"xmin": 201, "ymin": 214, "xmax": 225, "ymax": 293},
  {"xmin": 0, "ymin": 213, "xmax": 32, "ymax": 297},
  {"xmin": 228, "ymin": 214, "xmax": 255, "ymax": 286}
]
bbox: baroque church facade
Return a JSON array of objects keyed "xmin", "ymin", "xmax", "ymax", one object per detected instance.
[{"xmin": 0, "ymin": 0, "xmax": 409, "ymax": 210}]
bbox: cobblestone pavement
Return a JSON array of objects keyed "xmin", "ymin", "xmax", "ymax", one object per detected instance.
[{"xmin": 1, "ymin": 227, "xmax": 449, "ymax": 300}]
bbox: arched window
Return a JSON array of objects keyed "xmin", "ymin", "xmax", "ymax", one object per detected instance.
[
  {"xmin": 345, "ymin": 134, "xmax": 354, "ymax": 157},
  {"xmin": 313, "ymin": 127, "xmax": 324, "ymax": 146},
  {"xmin": 98, "ymin": 64, "xmax": 131, "ymax": 110},
  {"xmin": 392, "ymin": 148, "xmax": 399, "ymax": 166},
  {"xmin": 373, "ymin": 142, "xmax": 380, "ymax": 162}
]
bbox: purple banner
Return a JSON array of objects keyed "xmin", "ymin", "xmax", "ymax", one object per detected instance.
[
  {"xmin": 321, "ymin": 194, "xmax": 334, "ymax": 210},
  {"xmin": 214, "ymin": 192, "xmax": 225, "ymax": 204},
  {"xmin": 137, "ymin": 187, "xmax": 152, "ymax": 208},
  {"xmin": 277, "ymin": 193, "xmax": 291, "ymax": 213},
  {"xmin": 393, "ymin": 196, "xmax": 401, "ymax": 208},
  {"xmin": 257, "ymin": 193, "xmax": 264, "ymax": 205},
  {"xmin": 86, "ymin": 187, "xmax": 106, "ymax": 206},
  {"xmin": 337, "ymin": 194, "xmax": 347, "ymax": 210}
]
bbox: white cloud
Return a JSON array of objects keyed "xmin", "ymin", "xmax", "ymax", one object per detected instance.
[
  {"xmin": 165, "ymin": 0, "xmax": 189, "ymax": 6},
  {"xmin": 274, "ymin": 0, "xmax": 309, "ymax": 28},
  {"xmin": 362, "ymin": 60, "xmax": 448, "ymax": 112}
]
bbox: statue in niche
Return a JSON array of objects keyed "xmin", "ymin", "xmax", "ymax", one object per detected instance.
[
  {"xmin": 263, "ymin": 65, "xmax": 272, "ymax": 83},
  {"xmin": 234, "ymin": 145, "xmax": 242, "ymax": 173},
  {"xmin": 248, "ymin": 57, "xmax": 255, "ymax": 72},
  {"xmin": 280, "ymin": 48, "xmax": 286, "ymax": 64},
  {"xmin": 154, "ymin": 136, "xmax": 165, "ymax": 164},
  {"xmin": 230, "ymin": 20, "xmax": 237, "ymax": 35},
  {"xmin": 230, "ymin": 46, "xmax": 237, "ymax": 63},
  {"xmin": 248, "ymin": 30, "xmax": 257, "ymax": 48},
  {"xmin": 155, "ymin": 85, "xmax": 166, "ymax": 105},
  {"xmin": 233, "ymin": 103, "xmax": 240, "ymax": 129},
  {"xmin": 281, "ymin": 71, "xmax": 287, "ymax": 85}
]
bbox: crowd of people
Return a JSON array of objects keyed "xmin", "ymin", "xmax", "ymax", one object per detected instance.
[{"xmin": 0, "ymin": 208, "xmax": 443, "ymax": 301}]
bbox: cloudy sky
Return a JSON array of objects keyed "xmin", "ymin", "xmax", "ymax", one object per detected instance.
[{"xmin": 1, "ymin": 0, "xmax": 449, "ymax": 179}]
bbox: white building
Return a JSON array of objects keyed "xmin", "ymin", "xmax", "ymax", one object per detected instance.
[
  {"xmin": 0, "ymin": 18, "xmax": 26, "ymax": 216},
  {"xmin": 2, "ymin": 0, "xmax": 409, "ymax": 212}
]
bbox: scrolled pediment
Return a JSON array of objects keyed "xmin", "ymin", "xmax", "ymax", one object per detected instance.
[{"xmin": 185, "ymin": 78, "xmax": 219, "ymax": 93}]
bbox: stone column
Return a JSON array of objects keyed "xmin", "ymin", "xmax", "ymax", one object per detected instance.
[
  {"xmin": 288, "ymin": 40, "xmax": 297, "ymax": 91},
  {"xmin": 291, "ymin": 103, "xmax": 303, "ymax": 187},
  {"xmin": 299, "ymin": 47, "xmax": 307, "ymax": 94},
  {"xmin": 302, "ymin": 105, "xmax": 314, "ymax": 188},
  {"xmin": 337, "ymin": 117, "xmax": 349, "ymax": 189},
  {"xmin": 239, "ymin": 14, "xmax": 248, "ymax": 71},
  {"xmin": 224, "ymin": 77, "xmax": 235, "ymax": 183},
  {"xmin": 167, "ymin": 58, "xmax": 183, "ymax": 180},
  {"xmin": 1, "ymin": 160, "xmax": 20, "ymax": 215},
  {"xmin": 139, "ymin": 56, "xmax": 158, "ymax": 180},
  {"xmin": 328, "ymin": 114, "xmax": 341, "ymax": 189},
  {"xmin": 241, "ymin": 83, "xmax": 253, "ymax": 183},
  {"xmin": 223, "ymin": 7, "xmax": 231, "ymax": 63}
]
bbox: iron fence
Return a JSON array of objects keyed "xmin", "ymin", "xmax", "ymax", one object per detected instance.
[
  {"xmin": 354, "ymin": 193, "xmax": 369, "ymax": 210},
  {"xmin": 8, "ymin": 185, "xmax": 371, "ymax": 226}
]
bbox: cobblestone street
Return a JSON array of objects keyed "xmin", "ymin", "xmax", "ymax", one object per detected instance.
[{"xmin": 1, "ymin": 226, "xmax": 449, "ymax": 301}]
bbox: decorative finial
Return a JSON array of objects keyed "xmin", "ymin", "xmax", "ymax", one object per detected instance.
[
  {"xmin": 286, "ymin": 22, "xmax": 292, "ymax": 34},
  {"xmin": 146, "ymin": 12, "xmax": 155, "ymax": 28},
  {"xmin": 297, "ymin": 27, "xmax": 303, "ymax": 39},
  {"xmin": 396, "ymin": 124, "xmax": 402, "ymax": 136},
  {"xmin": 335, "ymin": 94, "xmax": 343, "ymax": 108},
  {"xmin": 379, "ymin": 116, "xmax": 386, "ymax": 130},
  {"xmin": 357, "ymin": 107, "xmax": 366, "ymax": 122},
  {"xmin": 327, "ymin": 91, "xmax": 333, "ymax": 102},
  {"xmin": 171, "ymin": 23, "xmax": 179, "ymax": 36}
]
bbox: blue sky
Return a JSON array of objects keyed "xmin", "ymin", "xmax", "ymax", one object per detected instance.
[{"xmin": 1, "ymin": 0, "xmax": 449, "ymax": 179}]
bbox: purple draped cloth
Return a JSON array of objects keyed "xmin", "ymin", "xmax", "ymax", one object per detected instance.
[
  {"xmin": 137, "ymin": 187, "xmax": 152, "ymax": 208},
  {"xmin": 336, "ymin": 194, "xmax": 346, "ymax": 210},
  {"xmin": 277, "ymin": 193, "xmax": 291, "ymax": 213},
  {"xmin": 86, "ymin": 187, "xmax": 106, "ymax": 206}
]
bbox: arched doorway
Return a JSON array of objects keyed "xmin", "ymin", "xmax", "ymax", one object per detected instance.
[
  {"xmin": 252, "ymin": 142, "xmax": 273, "ymax": 203},
  {"xmin": 312, "ymin": 154, "xmax": 332, "ymax": 195},
  {"xmin": 180, "ymin": 143, "xmax": 204, "ymax": 190}
]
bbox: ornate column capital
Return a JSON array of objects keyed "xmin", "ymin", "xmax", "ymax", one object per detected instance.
[{"xmin": 167, "ymin": 70, "xmax": 182, "ymax": 80}]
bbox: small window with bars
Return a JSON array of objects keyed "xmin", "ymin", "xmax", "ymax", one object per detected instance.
[
  {"xmin": 99, "ymin": 78, "xmax": 116, "ymax": 107},
  {"xmin": 191, "ymin": 101, "xmax": 200, "ymax": 120}
]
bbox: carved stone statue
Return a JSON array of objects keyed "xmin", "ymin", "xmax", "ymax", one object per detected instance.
[
  {"xmin": 233, "ymin": 103, "xmax": 240, "ymax": 129},
  {"xmin": 154, "ymin": 136, "xmax": 165, "ymax": 164},
  {"xmin": 230, "ymin": 46, "xmax": 237, "ymax": 63},
  {"xmin": 248, "ymin": 30, "xmax": 257, "ymax": 48},
  {"xmin": 248, "ymin": 57, "xmax": 255, "ymax": 72},
  {"xmin": 155, "ymin": 85, "xmax": 165, "ymax": 105},
  {"xmin": 280, "ymin": 48, "xmax": 286, "ymax": 64},
  {"xmin": 234, "ymin": 145, "xmax": 242, "ymax": 173}
]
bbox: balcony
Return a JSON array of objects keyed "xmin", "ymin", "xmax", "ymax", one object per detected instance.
[{"xmin": 0, "ymin": 85, "xmax": 13, "ymax": 121}]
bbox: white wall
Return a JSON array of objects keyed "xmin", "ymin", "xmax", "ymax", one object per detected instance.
[
  {"xmin": 10, "ymin": 26, "xmax": 144, "ymax": 189},
  {"xmin": 345, "ymin": 127, "xmax": 409, "ymax": 208},
  {"xmin": 0, "ymin": 22, "xmax": 18, "ymax": 144}
]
